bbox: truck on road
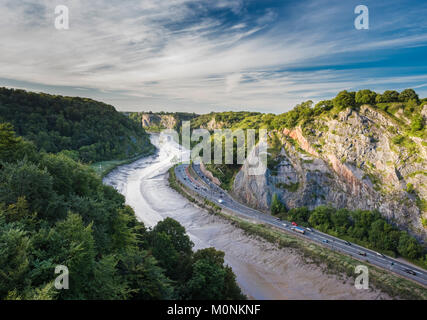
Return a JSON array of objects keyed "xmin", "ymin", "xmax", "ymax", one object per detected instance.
[{"xmin": 292, "ymin": 226, "xmax": 305, "ymax": 234}]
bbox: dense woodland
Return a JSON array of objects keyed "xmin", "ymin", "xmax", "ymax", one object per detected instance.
[
  {"xmin": 0, "ymin": 89, "xmax": 244, "ymax": 300},
  {"xmin": 271, "ymin": 198, "xmax": 427, "ymax": 268},
  {"xmin": 0, "ymin": 123, "xmax": 245, "ymax": 300},
  {"xmin": 0, "ymin": 88, "xmax": 155, "ymax": 163}
]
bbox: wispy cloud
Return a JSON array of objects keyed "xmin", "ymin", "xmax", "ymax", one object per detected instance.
[{"xmin": 0, "ymin": 0, "xmax": 426, "ymax": 113}]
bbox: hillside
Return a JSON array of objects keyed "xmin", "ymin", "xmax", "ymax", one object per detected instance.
[
  {"xmin": 0, "ymin": 117, "xmax": 244, "ymax": 300},
  {"xmin": 0, "ymin": 88, "xmax": 154, "ymax": 163},
  {"xmin": 176, "ymin": 89, "xmax": 427, "ymax": 267}
]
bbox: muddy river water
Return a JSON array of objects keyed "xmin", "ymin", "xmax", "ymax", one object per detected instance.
[{"xmin": 103, "ymin": 134, "xmax": 389, "ymax": 300}]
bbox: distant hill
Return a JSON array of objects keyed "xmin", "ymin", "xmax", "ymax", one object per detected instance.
[{"xmin": 0, "ymin": 87, "xmax": 154, "ymax": 162}]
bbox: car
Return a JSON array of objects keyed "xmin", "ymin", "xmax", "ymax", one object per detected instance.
[
  {"xmin": 358, "ymin": 252, "xmax": 367, "ymax": 257},
  {"xmin": 218, "ymin": 199, "xmax": 224, "ymax": 204},
  {"xmin": 404, "ymin": 269, "xmax": 416, "ymax": 276},
  {"xmin": 322, "ymin": 239, "xmax": 329, "ymax": 243},
  {"xmin": 291, "ymin": 222, "xmax": 298, "ymax": 226},
  {"xmin": 376, "ymin": 252, "xmax": 385, "ymax": 257},
  {"xmin": 344, "ymin": 241, "xmax": 351, "ymax": 246},
  {"xmin": 282, "ymin": 223, "xmax": 287, "ymax": 227},
  {"xmin": 275, "ymin": 217, "xmax": 280, "ymax": 221},
  {"xmin": 306, "ymin": 228, "xmax": 312, "ymax": 232}
]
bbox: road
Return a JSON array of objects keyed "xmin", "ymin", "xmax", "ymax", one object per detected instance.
[{"xmin": 175, "ymin": 162, "xmax": 427, "ymax": 287}]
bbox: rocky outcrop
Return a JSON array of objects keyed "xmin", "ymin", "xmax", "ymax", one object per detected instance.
[
  {"xmin": 282, "ymin": 127, "xmax": 319, "ymax": 157},
  {"xmin": 232, "ymin": 105, "xmax": 427, "ymax": 242},
  {"xmin": 201, "ymin": 117, "xmax": 226, "ymax": 130},
  {"xmin": 141, "ymin": 113, "xmax": 177, "ymax": 130}
]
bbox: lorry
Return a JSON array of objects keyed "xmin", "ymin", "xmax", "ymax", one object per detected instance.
[{"xmin": 292, "ymin": 227, "xmax": 305, "ymax": 234}]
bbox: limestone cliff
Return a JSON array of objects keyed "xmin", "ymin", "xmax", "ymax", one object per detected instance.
[
  {"xmin": 141, "ymin": 113, "xmax": 177, "ymax": 130},
  {"xmin": 231, "ymin": 105, "xmax": 427, "ymax": 242}
]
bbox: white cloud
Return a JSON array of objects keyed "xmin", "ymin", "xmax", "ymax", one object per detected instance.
[
  {"xmin": 0, "ymin": 0, "xmax": 426, "ymax": 113},
  {"xmin": 225, "ymin": 73, "xmax": 242, "ymax": 93}
]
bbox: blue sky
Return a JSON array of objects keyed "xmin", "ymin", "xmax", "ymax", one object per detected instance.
[{"xmin": 0, "ymin": 0, "xmax": 427, "ymax": 113}]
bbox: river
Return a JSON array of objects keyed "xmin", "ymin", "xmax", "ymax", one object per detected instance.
[{"xmin": 103, "ymin": 134, "xmax": 389, "ymax": 300}]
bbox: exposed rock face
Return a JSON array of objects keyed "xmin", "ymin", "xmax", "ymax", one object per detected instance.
[
  {"xmin": 232, "ymin": 106, "xmax": 427, "ymax": 242},
  {"xmin": 200, "ymin": 162, "xmax": 221, "ymax": 186},
  {"xmin": 201, "ymin": 117, "xmax": 226, "ymax": 130},
  {"xmin": 141, "ymin": 113, "xmax": 177, "ymax": 130},
  {"xmin": 283, "ymin": 127, "xmax": 319, "ymax": 157}
]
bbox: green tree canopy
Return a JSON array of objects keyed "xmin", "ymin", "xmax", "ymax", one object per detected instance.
[
  {"xmin": 355, "ymin": 89, "xmax": 377, "ymax": 105},
  {"xmin": 333, "ymin": 90, "xmax": 356, "ymax": 110},
  {"xmin": 399, "ymin": 89, "xmax": 419, "ymax": 103},
  {"xmin": 376, "ymin": 90, "xmax": 399, "ymax": 103},
  {"xmin": 0, "ymin": 87, "xmax": 154, "ymax": 163}
]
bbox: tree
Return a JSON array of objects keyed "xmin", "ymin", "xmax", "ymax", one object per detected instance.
[
  {"xmin": 355, "ymin": 89, "xmax": 377, "ymax": 105},
  {"xmin": 184, "ymin": 248, "xmax": 245, "ymax": 300},
  {"xmin": 330, "ymin": 208, "xmax": 350, "ymax": 235},
  {"xmin": 223, "ymin": 265, "xmax": 246, "ymax": 299},
  {"xmin": 375, "ymin": 90, "xmax": 399, "ymax": 103},
  {"xmin": 411, "ymin": 114, "xmax": 424, "ymax": 133},
  {"xmin": 89, "ymin": 254, "xmax": 130, "ymax": 299},
  {"xmin": 148, "ymin": 231, "xmax": 180, "ymax": 277},
  {"xmin": 117, "ymin": 248, "xmax": 173, "ymax": 300},
  {"xmin": 314, "ymin": 100, "xmax": 333, "ymax": 113},
  {"xmin": 308, "ymin": 206, "xmax": 333, "ymax": 231},
  {"xmin": 148, "ymin": 218, "xmax": 193, "ymax": 285},
  {"xmin": 184, "ymin": 257, "xmax": 226, "ymax": 300},
  {"xmin": 151, "ymin": 218, "xmax": 193, "ymax": 255},
  {"xmin": 39, "ymin": 153, "xmax": 97, "ymax": 197},
  {"xmin": 271, "ymin": 193, "xmax": 285, "ymax": 215},
  {"xmin": 0, "ymin": 226, "xmax": 31, "ymax": 297},
  {"xmin": 0, "ymin": 123, "xmax": 37, "ymax": 163},
  {"xmin": 368, "ymin": 220, "xmax": 387, "ymax": 250},
  {"xmin": 399, "ymin": 89, "xmax": 419, "ymax": 103},
  {"xmin": 51, "ymin": 213, "xmax": 96, "ymax": 299},
  {"xmin": 398, "ymin": 232, "xmax": 423, "ymax": 260},
  {"xmin": 333, "ymin": 91, "xmax": 356, "ymax": 110},
  {"xmin": 0, "ymin": 160, "xmax": 54, "ymax": 218},
  {"xmin": 286, "ymin": 207, "xmax": 310, "ymax": 224},
  {"xmin": 0, "ymin": 123, "xmax": 22, "ymax": 162}
]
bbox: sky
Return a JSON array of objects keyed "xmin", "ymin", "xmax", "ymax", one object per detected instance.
[{"xmin": 1, "ymin": 0, "xmax": 427, "ymax": 114}]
